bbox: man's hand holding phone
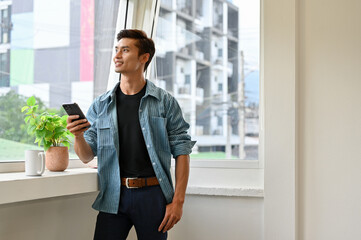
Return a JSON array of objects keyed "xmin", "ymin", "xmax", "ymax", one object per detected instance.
[
  {"xmin": 63, "ymin": 103, "xmax": 94, "ymax": 162},
  {"xmin": 63, "ymin": 103, "xmax": 90, "ymax": 137},
  {"xmin": 66, "ymin": 115, "xmax": 90, "ymax": 137}
]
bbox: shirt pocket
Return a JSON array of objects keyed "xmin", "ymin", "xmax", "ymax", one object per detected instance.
[
  {"xmin": 97, "ymin": 118, "xmax": 113, "ymax": 148},
  {"xmin": 149, "ymin": 116, "xmax": 171, "ymax": 153}
]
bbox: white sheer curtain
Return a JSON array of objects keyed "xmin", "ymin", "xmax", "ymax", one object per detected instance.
[{"xmin": 93, "ymin": 0, "xmax": 120, "ymax": 98}]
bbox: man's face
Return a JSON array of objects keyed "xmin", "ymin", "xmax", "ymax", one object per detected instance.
[{"xmin": 113, "ymin": 38, "xmax": 148, "ymax": 74}]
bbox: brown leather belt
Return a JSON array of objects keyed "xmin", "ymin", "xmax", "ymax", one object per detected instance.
[{"xmin": 121, "ymin": 177, "xmax": 159, "ymax": 189}]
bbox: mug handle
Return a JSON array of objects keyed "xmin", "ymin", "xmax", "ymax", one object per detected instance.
[{"xmin": 37, "ymin": 152, "xmax": 46, "ymax": 175}]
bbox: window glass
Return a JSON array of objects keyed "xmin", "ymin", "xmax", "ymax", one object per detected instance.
[
  {"xmin": 154, "ymin": 0, "xmax": 260, "ymax": 160},
  {"xmin": 0, "ymin": 0, "xmax": 119, "ymax": 162},
  {"xmin": 1, "ymin": 6, "xmax": 11, "ymax": 43}
]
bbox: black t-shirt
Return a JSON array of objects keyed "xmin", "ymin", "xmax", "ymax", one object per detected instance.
[{"xmin": 116, "ymin": 83, "xmax": 155, "ymax": 178}]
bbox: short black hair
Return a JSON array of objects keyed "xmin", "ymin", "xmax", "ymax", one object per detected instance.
[{"xmin": 117, "ymin": 29, "xmax": 155, "ymax": 72}]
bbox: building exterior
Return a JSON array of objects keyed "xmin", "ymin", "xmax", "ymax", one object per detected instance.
[
  {"xmin": 0, "ymin": 0, "xmax": 119, "ymax": 113},
  {"xmin": 0, "ymin": 1, "xmax": 11, "ymax": 88},
  {"xmin": 154, "ymin": 0, "xmax": 259, "ymax": 158}
]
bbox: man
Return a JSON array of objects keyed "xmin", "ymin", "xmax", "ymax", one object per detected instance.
[{"xmin": 66, "ymin": 29, "xmax": 195, "ymax": 240}]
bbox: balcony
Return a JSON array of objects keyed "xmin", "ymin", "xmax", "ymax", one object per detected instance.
[
  {"xmin": 195, "ymin": 125, "xmax": 204, "ymax": 135},
  {"xmin": 178, "ymin": 85, "xmax": 191, "ymax": 95},
  {"xmin": 195, "ymin": 50, "xmax": 205, "ymax": 61},
  {"xmin": 196, "ymin": 87, "xmax": 204, "ymax": 105},
  {"xmin": 227, "ymin": 61, "xmax": 233, "ymax": 76}
]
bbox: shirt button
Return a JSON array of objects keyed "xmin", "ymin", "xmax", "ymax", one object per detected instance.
[
  {"xmin": 147, "ymin": 145, "xmax": 150, "ymax": 148},
  {"xmin": 159, "ymin": 178, "xmax": 162, "ymax": 182},
  {"xmin": 142, "ymin": 127, "xmax": 145, "ymax": 131},
  {"xmin": 152, "ymin": 162, "xmax": 156, "ymax": 165},
  {"xmin": 139, "ymin": 109, "xmax": 142, "ymax": 112}
]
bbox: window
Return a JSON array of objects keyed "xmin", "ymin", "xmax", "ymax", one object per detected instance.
[
  {"xmin": 154, "ymin": 0, "xmax": 260, "ymax": 161},
  {"xmin": 0, "ymin": 51, "xmax": 9, "ymax": 87},
  {"xmin": 0, "ymin": 5, "xmax": 11, "ymax": 44},
  {"xmin": 0, "ymin": 0, "xmax": 260, "ymax": 164},
  {"xmin": 0, "ymin": 0, "xmax": 119, "ymax": 162}
]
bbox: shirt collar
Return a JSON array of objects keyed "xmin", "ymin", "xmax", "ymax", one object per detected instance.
[
  {"xmin": 143, "ymin": 79, "xmax": 161, "ymax": 101},
  {"xmin": 99, "ymin": 79, "xmax": 161, "ymax": 102}
]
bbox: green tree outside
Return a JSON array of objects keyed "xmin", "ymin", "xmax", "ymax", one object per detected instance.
[
  {"xmin": 0, "ymin": 91, "xmax": 74, "ymax": 153},
  {"xmin": 0, "ymin": 91, "xmax": 66, "ymax": 143}
]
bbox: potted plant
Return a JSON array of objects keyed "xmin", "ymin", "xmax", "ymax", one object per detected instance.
[{"xmin": 22, "ymin": 96, "xmax": 73, "ymax": 171}]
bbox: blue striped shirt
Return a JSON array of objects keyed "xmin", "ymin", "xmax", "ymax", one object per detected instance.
[{"xmin": 84, "ymin": 80, "xmax": 196, "ymax": 214}]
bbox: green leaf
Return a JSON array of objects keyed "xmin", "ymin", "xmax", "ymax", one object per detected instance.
[
  {"xmin": 35, "ymin": 130, "xmax": 42, "ymax": 139},
  {"xmin": 45, "ymin": 130, "xmax": 53, "ymax": 137},
  {"xmin": 34, "ymin": 137, "xmax": 42, "ymax": 144},
  {"xmin": 61, "ymin": 115, "xmax": 68, "ymax": 124},
  {"xmin": 21, "ymin": 106, "xmax": 29, "ymax": 112},
  {"xmin": 27, "ymin": 125, "xmax": 36, "ymax": 135},
  {"xmin": 54, "ymin": 126, "xmax": 64, "ymax": 133},
  {"xmin": 45, "ymin": 122, "xmax": 55, "ymax": 131},
  {"xmin": 27, "ymin": 96, "xmax": 36, "ymax": 106},
  {"xmin": 24, "ymin": 116, "xmax": 31, "ymax": 123},
  {"xmin": 29, "ymin": 118, "xmax": 36, "ymax": 125},
  {"xmin": 53, "ymin": 132, "xmax": 64, "ymax": 140},
  {"xmin": 36, "ymin": 119, "xmax": 44, "ymax": 130},
  {"xmin": 44, "ymin": 141, "xmax": 51, "ymax": 151}
]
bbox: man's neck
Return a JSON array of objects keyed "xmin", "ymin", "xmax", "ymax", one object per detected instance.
[{"xmin": 119, "ymin": 74, "xmax": 146, "ymax": 95}]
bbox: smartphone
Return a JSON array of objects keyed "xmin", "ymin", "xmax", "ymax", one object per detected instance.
[{"xmin": 62, "ymin": 103, "xmax": 86, "ymax": 120}]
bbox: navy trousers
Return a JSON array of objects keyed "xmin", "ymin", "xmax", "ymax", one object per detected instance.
[{"xmin": 93, "ymin": 185, "xmax": 168, "ymax": 240}]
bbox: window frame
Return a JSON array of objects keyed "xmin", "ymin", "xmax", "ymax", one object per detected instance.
[
  {"xmin": 149, "ymin": 0, "xmax": 264, "ymax": 169},
  {"xmin": 0, "ymin": 0, "xmax": 263, "ymax": 171},
  {"xmin": 262, "ymin": 0, "xmax": 297, "ymax": 238}
]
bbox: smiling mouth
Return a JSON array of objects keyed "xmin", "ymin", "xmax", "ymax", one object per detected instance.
[{"xmin": 115, "ymin": 62, "xmax": 123, "ymax": 67}]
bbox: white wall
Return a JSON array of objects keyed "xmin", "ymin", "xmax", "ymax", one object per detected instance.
[
  {"xmin": 298, "ymin": 0, "xmax": 361, "ymax": 239},
  {"xmin": 127, "ymin": 194, "xmax": 263, "ymax": 240},
  {"xmin": 263, "ymin": 0, "xmax": 297, "ymax": 238},
  {"xmin": 166, "ymin": 167, "xmax": 264, "ymax": 240},
  {"xmin": 0, "ymin": 192, "xmax": 263, "ymax": 240},
  {"xmin": 0, "ymin": 193, "xmax": 98, "ymax": 240},
  {"xmin": 169, "ymin": 195, "xmax": 263, "ymax": 240}
]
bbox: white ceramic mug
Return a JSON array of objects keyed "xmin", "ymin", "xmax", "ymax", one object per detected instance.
[{"xmin": 25, "ymin": 150, "xmax": 45, "ymax": 176}]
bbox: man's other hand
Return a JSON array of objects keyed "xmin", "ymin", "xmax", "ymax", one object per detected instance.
[{"xmin": 158, "ymin": 201, "xmax": 183, "ymax": 233}]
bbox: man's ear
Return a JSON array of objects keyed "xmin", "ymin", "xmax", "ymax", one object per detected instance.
[{"xmin": 140, "ymin": 53, "xmax": 150, "ymax": 64}]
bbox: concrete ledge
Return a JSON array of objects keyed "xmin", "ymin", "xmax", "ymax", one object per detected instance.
[
  {"xmin": 187, "ymin": 186, "xmax": 264, "ymax": 197},
  {"xmin": 0, "ymin": 167, "xmax": 264, "ymax": 205},
  {"xmin": 0, "ymin": 168, "xmax": 98, "ymax": 205}
]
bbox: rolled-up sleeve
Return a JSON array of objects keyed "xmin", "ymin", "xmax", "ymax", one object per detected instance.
[
  {"xmin": 84, "ymin": 99, "xmax": 98, "ymax": 156},
  {"xmin": 165, "ymin": 95, "xmax": 196, "ymax": 158}
]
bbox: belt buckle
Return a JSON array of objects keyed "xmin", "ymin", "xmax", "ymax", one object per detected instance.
[{"xmin": 125, "ymin": 177, "xmax": 138, "ymax": 189}]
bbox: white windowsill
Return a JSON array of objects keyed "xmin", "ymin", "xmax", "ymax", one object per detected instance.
[
  {"xmin": 186, "ymin": 186, "xmax": 264, "ymax": 197},
  {"xmin": 0, "ymin": 168, "xmax": 98, "ymax": 205},
  {"xmin": 0, "ymin": 160, "xmax": 264, "ymax": 205}
]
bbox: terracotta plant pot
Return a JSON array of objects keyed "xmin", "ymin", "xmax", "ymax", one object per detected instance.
[{"xmin": 45, "ymin": 146, "xmax": 69, "ymax": 171}]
